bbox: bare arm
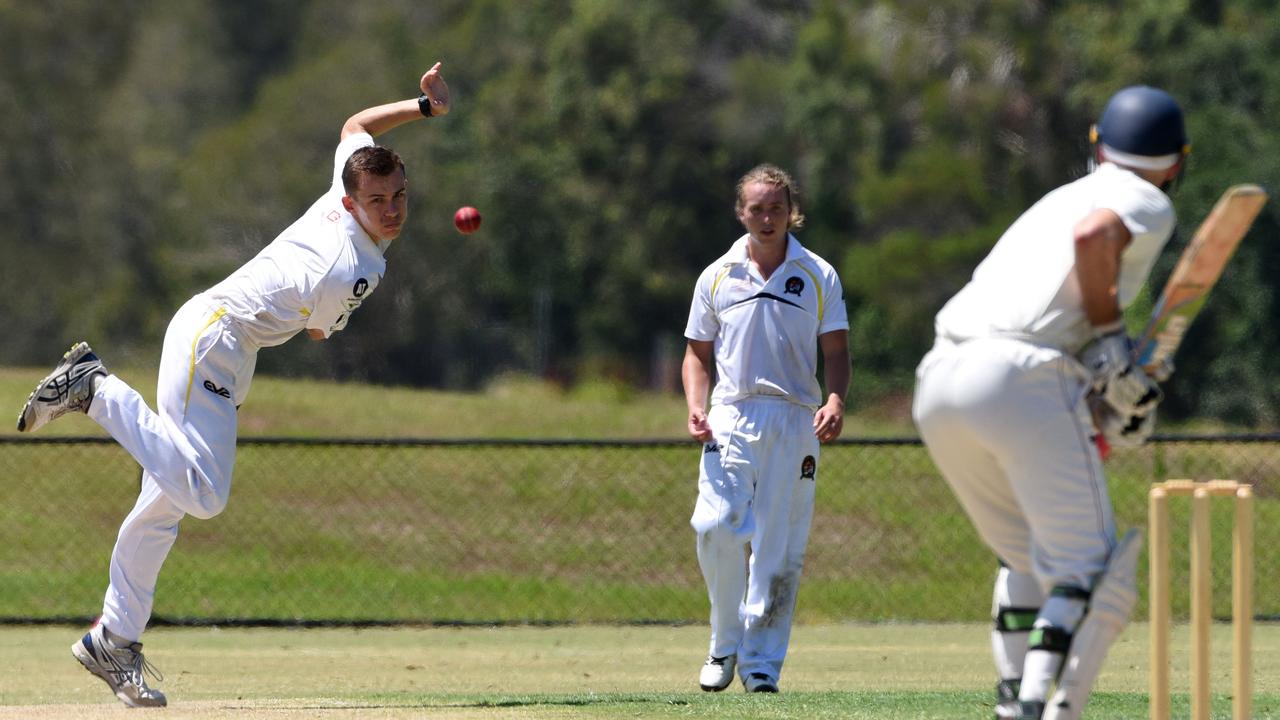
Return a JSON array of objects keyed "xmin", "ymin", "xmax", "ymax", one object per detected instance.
[
  {"xmin": 1074, "ymin": 209, "xmax": 1132, "ymax": 331},
  {"xmin": 340, "ymin": 62, "xmax": 452, "ymax": 140},
  {"xmin": 682, "ymin": 340, "xmax": 715, "ymax": 442},
  {"xmin": 814, "ymin": 330, "xmax": 849, "ymax": 442}
]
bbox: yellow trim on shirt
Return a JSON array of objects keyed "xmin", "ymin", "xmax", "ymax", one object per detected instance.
[
  {"xmin": 794, "ymin": 263, "xmax": 824, "ymax": 324},
  {"xmin": 299, "ymin": 307, "xmax": 311, "ymax": 317},
  {"xmin": 185, "ymin": 308, "xmax": 228, "ymax": 412},
  {"xmin": 709, "ymin": 264, "xmax": 734, "ymax": 304}
]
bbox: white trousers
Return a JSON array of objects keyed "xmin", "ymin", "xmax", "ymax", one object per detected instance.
[
  {"xmin": 912, "ymin": 337, "xmax": 1117, "ymax": 592},
  {"xmin": 87, "ymin": 295, "xmax": 256, "ymax": 640},
  {"xmin": 691, "ymin": 398, "xmax": 818, "ymax": 682}
]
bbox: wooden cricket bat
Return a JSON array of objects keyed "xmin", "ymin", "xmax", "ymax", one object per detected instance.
[
  {"xmin": 1133, "ymin": 184, "xmax": 1269, "ymax": 374},
  {"xmin": 1095, "ymin": 184, "xmax": 1267, "ymax": 459}
]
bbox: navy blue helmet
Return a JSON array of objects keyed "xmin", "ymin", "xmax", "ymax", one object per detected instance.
[{"xmin": 1092, "ymin": 85, "xmax": 1189, "ymax": 158}]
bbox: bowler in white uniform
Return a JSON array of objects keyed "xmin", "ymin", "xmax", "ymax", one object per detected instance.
[
  {"xmin": 17, "ymin": 63, "xmax": 454, "ymax": 707},
  {"xmin": 913, "ymin": 86, "xmax": 1189, "ymax": 720},
  {"xmin": 683, "ymin": 164, "xmax": 849, "ymax": 694}
]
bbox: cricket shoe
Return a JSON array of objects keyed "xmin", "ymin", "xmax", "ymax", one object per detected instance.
[
  {"xmin": 72, "ymin": 623, "xmax": 167, "ymax": 708},
  {"xmin": 698, "ymin": 654, "xmax": 736, "ymax": 692},
  {"xmin": 1014, "ymin": 700, "xmax": 1045, "ymax": 719},
  {"xmin": 994, "ymin": 679, "xmax": 1022, "ymax": 719},
  {"xmin": 743, "ymin": 672, "xmax": 779, "ymax": 693},
  {"xmin": 16, "ymin": 341, "xmax": 107, "ymax": 432}
]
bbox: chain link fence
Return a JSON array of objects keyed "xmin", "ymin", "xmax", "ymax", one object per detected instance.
[{"xmin": 1, "ymin": 436, "xmax": 1275, "ymax": 625}]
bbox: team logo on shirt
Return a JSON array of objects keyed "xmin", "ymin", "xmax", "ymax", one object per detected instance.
[
  {"xmin": 800, "ymin": 455, "xmax": 816, "ymax": 480},
  {"xmin": 352, "ymin": 278, "xmax": 369, "ymax": 298},
  {"xmin": 784, "ymin": 276, "xmax": 804, "ymax": 296}
]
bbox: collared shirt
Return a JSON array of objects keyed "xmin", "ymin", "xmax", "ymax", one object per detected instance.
[
  {"xmin": 204, "ymin": 132, "xmax": 389, "ymax": 348},
  {"xmin": 685, "ymin": 233, "xmax": 849, "ymax": 409},
  {"xmin": 934, "ymin": 163, "xmax": 1175, "ymax": 354}
]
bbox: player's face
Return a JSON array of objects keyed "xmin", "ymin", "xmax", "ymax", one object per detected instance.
[
  {"xmin": 737, "ymin": 182, "xmax": 790, "ymax": 243},
  {"xmin": 346, "ymin": 169, "xmax": 408, "ymax": 241}
]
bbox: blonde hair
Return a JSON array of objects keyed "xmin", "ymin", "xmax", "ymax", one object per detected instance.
[{"xmin": 735, "ymin": 164, "xmax": 805, "ymax": 229}]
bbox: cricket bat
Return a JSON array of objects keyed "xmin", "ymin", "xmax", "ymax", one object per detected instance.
[
  {"xmin": 1133, "ymin": 184, "xmax": 1268, "ymax": 374},
  {"xmin": 1095, "ymin": 184, "xmax": 1267, "ymax": 459}
]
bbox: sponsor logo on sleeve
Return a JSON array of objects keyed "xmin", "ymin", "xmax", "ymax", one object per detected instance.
[{"xmin": 203, "ymin": 380, "xmax": 232, "ymax": 399}]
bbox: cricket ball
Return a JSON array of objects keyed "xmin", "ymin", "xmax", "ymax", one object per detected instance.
[{"xmin": 454, "ymin": 206, "xmax": 482, "ymax": 234}]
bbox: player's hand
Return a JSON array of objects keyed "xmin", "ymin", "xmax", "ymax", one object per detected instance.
[
  {"xmin": 813, "ymin": 397, "xmax": 844, "ymax": 443},
  {"xmin": 1080, "ymin": 330, "xmax": 1162, "ymax": 416},
  {"xmin": 688, "ymin": 409, "xmax": 713, "ymax": 442},
  {"xmin": 1092, "ymin": 396, "xmax": 1156, "ymax": 448},
  {"xmin": 420, "ymin": 62, "xmax": 450, "ymax": 116}
]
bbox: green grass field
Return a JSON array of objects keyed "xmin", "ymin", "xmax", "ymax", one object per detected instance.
[
  {"xmin": 0, "ymin": 366, "xmax": 919, "ymax": 440},
  {"xmin": 3, "ymin": 368, "xmax": 1278, "ymax": 716},
  {"xmin": 2, "ymin": 624, "xmax": 1278, "ymax": 719}
]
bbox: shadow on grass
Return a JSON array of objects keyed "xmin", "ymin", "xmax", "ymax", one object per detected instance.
[
  {"xmin": 453, "ymin": 694, "xmax": 690, "ymax": 709},
  {"xmin": 221, "ymin": 695, "xmax": 692, "ymax": 711}
]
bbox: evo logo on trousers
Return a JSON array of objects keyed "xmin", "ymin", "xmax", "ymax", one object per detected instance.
[{"xmin": 202, "ymin": 380, "xmax": 231, "ymax": 399}]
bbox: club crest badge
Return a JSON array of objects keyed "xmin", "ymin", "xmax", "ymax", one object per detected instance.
[
  {"xmin": 784, "ymin": 276, "xmax": 804, "ymax": 296},
  {"xmin": 800, "ymin": 455, "xmax": 816, "ymax": 480}
]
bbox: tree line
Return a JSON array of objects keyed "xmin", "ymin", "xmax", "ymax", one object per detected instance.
[{"xmin": 2, "ymin": 0, "xmax": 1277, "ymax": 425}]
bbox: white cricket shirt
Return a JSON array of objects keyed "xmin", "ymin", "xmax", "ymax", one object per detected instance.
[
  {"xmin": 203, "ymin": 132, "xmax": 389, "ymax": 348},
  {"xmin": 686, "ymin": 234, "xmax": 849, "ymax": 409},
  {"xmin": 934, "ymin": 163, "xmax": 1175, "ymax": 354}
]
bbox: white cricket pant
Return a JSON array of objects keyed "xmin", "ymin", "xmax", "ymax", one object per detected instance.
[
  {"xmin": 87, "ymin": 295, "xmax": 256, "ymax": 641},
  {"xmin": 912, "ymin": 337, "xmax": 1117, "ymax": 593},
  {"xmin": 691, "ymin": 398, "xmax": 818, "ymax": 682}
]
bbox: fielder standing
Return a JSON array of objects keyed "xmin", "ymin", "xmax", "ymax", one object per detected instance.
[
  {"xmin": 683, "ymin": 164, "xmax": 849, "ymax": 694},
  {"xmin": 913, "ymin": 86, "xmax": 1188, "ymax": 720},
  {"xmin": 16, "ymin": 63, "xmax": 453, "ymax": 707}
]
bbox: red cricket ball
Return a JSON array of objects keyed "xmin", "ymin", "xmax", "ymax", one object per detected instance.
[{"xmin": 453, "ymin": 206, "xmax": 482, "ymax": 234}]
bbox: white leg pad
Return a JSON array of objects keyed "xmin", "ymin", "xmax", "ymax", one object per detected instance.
[{"xmin": 1043, "ymin": 529, "xmax": 1141, "ymax": 720}]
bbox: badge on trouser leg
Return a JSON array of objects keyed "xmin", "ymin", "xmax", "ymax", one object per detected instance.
[{"xmin": 1042, "ymin": 529, "xmax": 1141, "ymax": 720}]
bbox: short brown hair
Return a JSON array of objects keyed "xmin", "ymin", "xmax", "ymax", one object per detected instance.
[
  {"xmin": 342, "ymin": 146, "xmax": 405, "ymax": 196},
  {"xmin": 735, "ymin": 164, "xmax": 805, "ymax": 229}
]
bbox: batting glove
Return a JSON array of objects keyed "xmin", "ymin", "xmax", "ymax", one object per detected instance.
[
  {"xmin": 1092, "ymin": 398, "xmax": 1157, "ymax": 448},
  {"xmin": 1079, "ymin": 330, "xmax": 1163, "ymax": 417}
]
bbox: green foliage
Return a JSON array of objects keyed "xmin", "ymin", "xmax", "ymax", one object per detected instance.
[{"xmin": 2, "ymin": 1, "xmax": 1278, "ymax": 423}]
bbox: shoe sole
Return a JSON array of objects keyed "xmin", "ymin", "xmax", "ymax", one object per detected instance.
[
  {"xmin": 17, "ymin": 342, "xmax": 100, "ymax": 432},
  {"xmin": 700, "ymin": 680, "xmax": 733, "ymax": 692}
]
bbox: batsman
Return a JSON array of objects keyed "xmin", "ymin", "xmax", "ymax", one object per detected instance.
[
  {"xmin": 16, "ymin": 64, "xmax": 452, "ymax": 706},
  {"xmin": 913, "ymin": 86, "xmax": 1188, "ymax": 719}
]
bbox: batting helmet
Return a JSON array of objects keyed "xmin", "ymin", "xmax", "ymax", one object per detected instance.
[{"xmin": 1091, "ymin": 85, "xmax": 1189, "ymax": 163}]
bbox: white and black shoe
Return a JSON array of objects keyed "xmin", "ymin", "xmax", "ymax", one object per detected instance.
[
  {"xmin": 698, "ymin": 654, "xmax": 735, "ymax": 692},
  {"xmin": 71, "ymin": 623, "xmax": 166, "ymax": 708},
  {"xmin": 994, "ymin": 678, "xmax": 1022, "ymax": 719},
  {"xmin": 743, "ymin": 672, "xmax": 779, "ymax": 693},
  {"xmin": 17, "ymin": 342, "xmax": 107, "ymax": 432},
  {"xmin": 1015, "ymin": 700, "xmax": 1045, "ymax": 719}
]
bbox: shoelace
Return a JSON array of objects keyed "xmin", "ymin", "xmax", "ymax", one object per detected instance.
[{"xmin": 107, "ymin": 645, "xmax": 164, "ymax": 689}]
